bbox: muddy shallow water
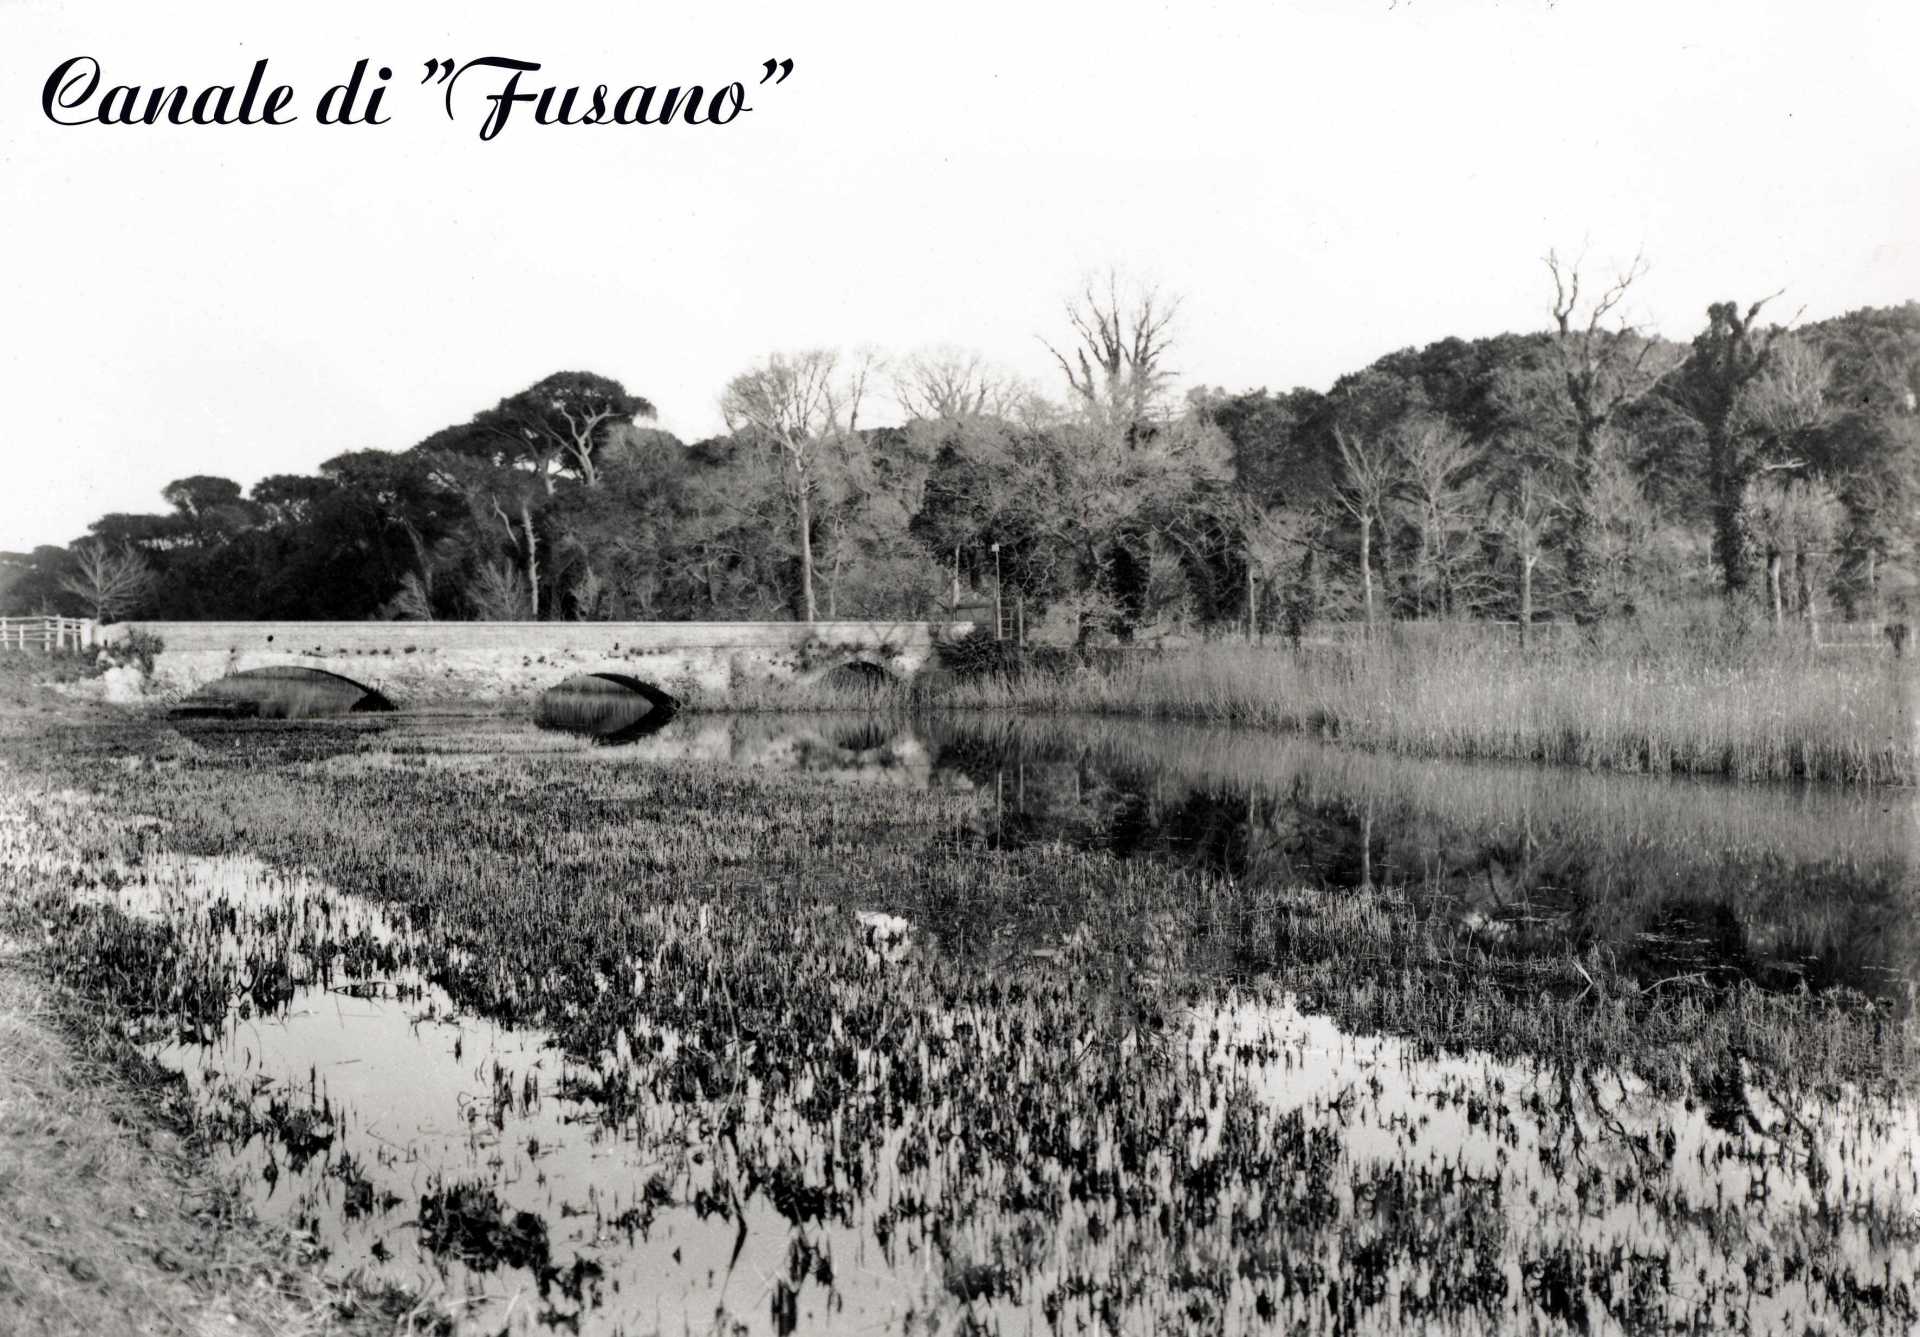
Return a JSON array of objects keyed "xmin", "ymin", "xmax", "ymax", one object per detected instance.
[{"xmin": 45, "ymin": 711, "xmax": 1920, "ymax": 1333}]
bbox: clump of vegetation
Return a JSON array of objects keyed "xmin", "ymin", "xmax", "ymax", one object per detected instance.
[
  {"xmin": 116, "ymin": 627, "xmax": 165, "ymax": 677},
  {"xmin": 935, "ymin": 626, "xmax": 1080, "ymax": 683},
  {"xmin": 417, "ymin": 1180, "xmax": 551, "ymax": 1274},
  {"xmin": 0, "ymin": 649, "xmax": 116, "ymax": 726}
]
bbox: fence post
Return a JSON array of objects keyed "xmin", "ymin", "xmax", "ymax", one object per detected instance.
[{"xmin": 1909, "ymin": 644, "xmax": 1919, "ymax": 786}]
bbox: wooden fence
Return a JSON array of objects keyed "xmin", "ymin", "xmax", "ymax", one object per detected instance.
[{"xmin": 0, "ymin": 616, "xmax": 96, "ymax": 652}]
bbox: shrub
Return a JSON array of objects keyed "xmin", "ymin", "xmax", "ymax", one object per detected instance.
[
  {"xmin": 118, "ymin": 628, "xmax": 164, "ymax": 676},
  {"xmin": 936, "ymin": 627, "xmax": 1076, "ymax": 682}
]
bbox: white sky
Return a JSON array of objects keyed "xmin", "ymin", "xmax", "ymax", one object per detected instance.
[{"xmin": 3, "ymin": 0, "xmax": 1915, "ymax": 551}]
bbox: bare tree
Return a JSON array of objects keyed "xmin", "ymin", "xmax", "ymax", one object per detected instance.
[
  {"xmin": 1229, "ymin": 498, "xmax": 1312, "ymax": 642},
  {"xmin": 1741, "ymin": 474, "xmax": 1844, "ymax": 633},
  {"xmin": 60, "ymin": 542, "xmax": 156, "ymax": 623},
  {"xmin": 1041, "ymin": 268, "xmax": 1179, "ymax": 445},
  {"xmin": 720, "ymin": 348, "xmax": 878, "ymax": 622},
  {"xmin": 1584, "ymin": 431, "xmax": 1656, "ymax": 617},
  {"xmin": 891, "ymin": 346, "xmax": 1027, "ymax": 421},
  {"xmin": 1487, "ymin": 466, "xmax": 1558, "ymax": 649},
  {"xmin": 1734, "ymin": 334, "xmax": 1830, "ymax": 460},
  {"xmin": 497, "ymin": 497, "xmax": 540, "ymax": 619},
  {"xmin": 1544, "ymin": 249, "xmax": 1674, "ymax": 621},
  {"xmin": 1335, "ymin": 428, "xmax": 1396, "ymax": 629},
  {"xmin": 1395, "ymin": 417, "xmax": 1480, "ymax": 618},
  {"xmin": 569, "ymin": 566, "xmax": 608, "ymax": 621},
  {"xmin": 466, "ymin": 558, "xmax": 533, "ymax": 621},
  {"xmin": 392, "ymin": 571, "xmax": 435, "ymax": 621}
]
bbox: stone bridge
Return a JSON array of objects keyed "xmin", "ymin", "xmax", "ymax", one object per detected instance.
[{"xmin": 103, "ymin": 620, "xmax": 978, "ymax": 707}]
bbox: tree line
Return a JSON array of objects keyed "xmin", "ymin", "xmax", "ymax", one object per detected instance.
[{"xmin": 7, "ymin": 264, "xmax": 1918, "ymax": 641}]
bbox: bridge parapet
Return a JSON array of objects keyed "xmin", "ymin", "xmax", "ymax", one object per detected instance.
[{"xmin": 105, "ymin": 620, "xmax": 977, "ymax": 705}]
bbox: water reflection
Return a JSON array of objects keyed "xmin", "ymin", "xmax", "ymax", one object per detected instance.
[
  {"xmin": 600, "ymin": 714, "xmax": 945, "ymax": 789},
  {"xmin": 92, "ymin": 852, "xmax": 1919, "ymax": 1337},
  {"xmin": 930, "ymin": 717, "xmax": 1920, "ymax": 1008},
  {"xmin": 101, "ymin": 855, "xmax": 875, "ymax": 1333},
  {"xmin": 548, "ymin": 711, "xmax": 1919, "ymax": 1008}
]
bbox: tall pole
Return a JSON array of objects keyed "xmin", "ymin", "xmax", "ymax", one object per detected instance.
[
  {"xmin": 1246, "ymin": 560, "xmax": 1256, "ymax": 644},
  {"xmin": 992, "ymin": 542, "xmax": 1003, "ymax": 641}
]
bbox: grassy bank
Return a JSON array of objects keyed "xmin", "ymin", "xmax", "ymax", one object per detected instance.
[
  {"xmin": 0, "ymin": 691, "xmax": 422, "ymax": 1337},
  {"xmin": 723, "ymin": 619, "xmax": 1916, "ymax": 785},
  {"xmin": 0, "ymin": 954, "xmax": 396, "ymax": 1336}
]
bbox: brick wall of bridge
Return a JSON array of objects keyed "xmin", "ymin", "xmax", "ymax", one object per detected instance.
[{"xmin": 103, "ymin": 620, "xmax": 977, "ymax": 705}]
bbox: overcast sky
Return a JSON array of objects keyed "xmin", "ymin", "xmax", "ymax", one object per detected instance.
[{"xmin": 3, "ymin": 0, "xmax": 1915, "ymax": 551}]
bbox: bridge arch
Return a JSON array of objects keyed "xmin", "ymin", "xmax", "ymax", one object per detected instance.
[
  {"xmin": 171, "ymin": 665, "xmax": 396, "ymax": 719},
  {"xmin": 576, "ymin": 672, "xmax": 680, "ymax": 712},
  {"xmin": 536, "ymin": 672, "xmax": 679, "ymax": 742},
  {"xmin": 817, "ymin": 659, "xmax": 894, "ymax": 692}
]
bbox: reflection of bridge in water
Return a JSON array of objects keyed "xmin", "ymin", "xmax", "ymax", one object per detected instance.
[{"xmin": 572, "ymin": 710, "xmax": 953, "ymax": 791}]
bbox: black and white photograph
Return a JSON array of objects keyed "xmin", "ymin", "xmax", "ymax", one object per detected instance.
[{"xmin": 2, "ymin": 1, "xmax": 1917, "ymax": 1332}]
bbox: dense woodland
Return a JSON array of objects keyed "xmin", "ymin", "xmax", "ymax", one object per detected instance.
[{"xmin": 7, "ymin": 266, "xmax": 1919, "ymax": 641}]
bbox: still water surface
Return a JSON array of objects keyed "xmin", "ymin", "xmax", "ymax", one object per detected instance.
[{"xmin": 578, "ymin": 709, "xmax": 1917, "ymax": 1006}]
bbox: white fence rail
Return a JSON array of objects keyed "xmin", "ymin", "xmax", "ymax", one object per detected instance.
[{"xmin": 0, "ymin": 616, "xmax": 96, "ymax": 652}]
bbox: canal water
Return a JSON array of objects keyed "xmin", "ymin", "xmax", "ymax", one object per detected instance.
[{"xmin": 75, "ymin": 708, "xmax": 1920, "ymax": 1334}]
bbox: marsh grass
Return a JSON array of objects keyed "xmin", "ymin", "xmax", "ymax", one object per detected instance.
[
  {"xmin": 706, "ymin": 671, "xmax": 929, "ymax": 714},
  {"xmin": 918, "ymin": 618, "xmax": 1914, "ymax": 785}
]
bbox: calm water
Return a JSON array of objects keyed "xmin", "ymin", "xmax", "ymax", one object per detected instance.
[
  {"xmin": 83, "ymin": 708, "xmax": 1920, "ymax": 1333},
  {"xmin": 601, "ymin": 710, "xmax": 1919, "ymax": 1007}
]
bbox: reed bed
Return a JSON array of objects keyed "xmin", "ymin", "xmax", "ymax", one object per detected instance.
[{"xmin": 929, "ymin": 628, "xmax": 1913, "ymax": 785}]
